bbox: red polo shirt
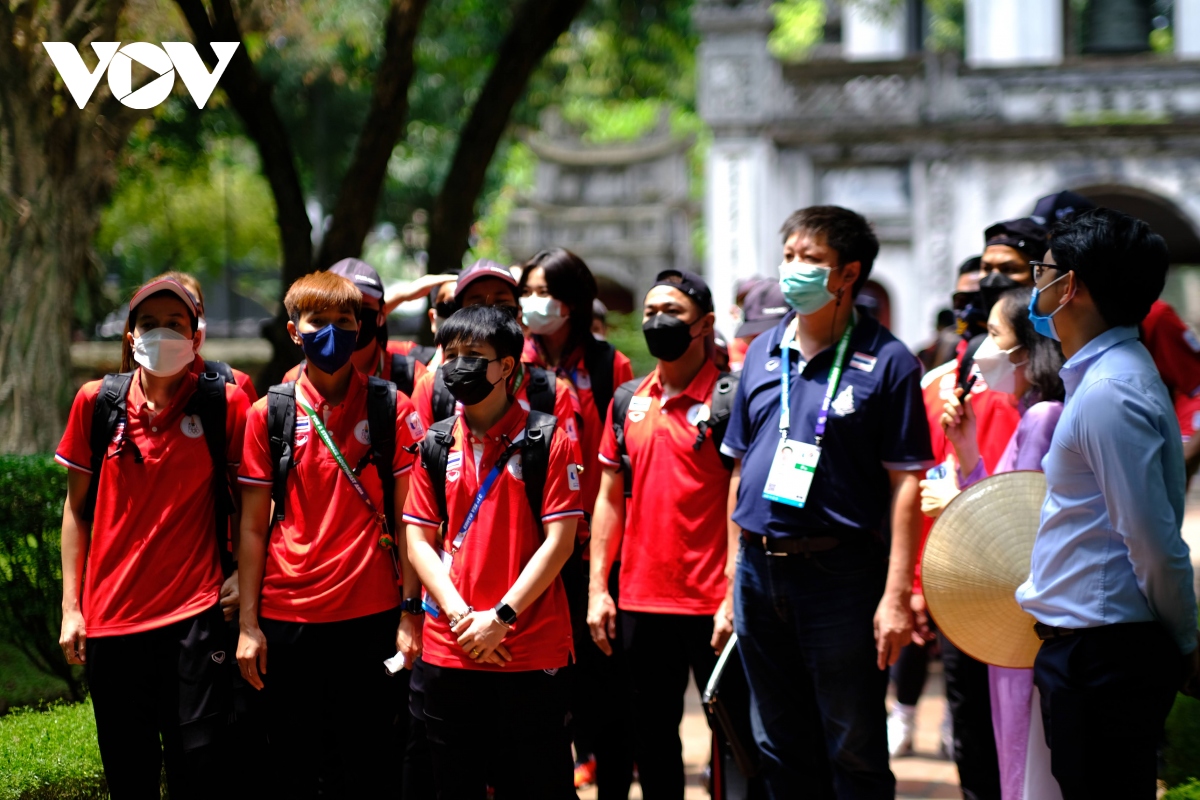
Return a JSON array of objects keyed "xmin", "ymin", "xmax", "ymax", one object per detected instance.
[
  {"xmin": 239, "ymin": 368, "xmax": 419, "ymax": 623},
  {"xmin": 1143, "ymin": 300, "xmax": 1200, "ymax": 398},
  {"xmin": 190, "ymin": 354, "xmax": 259, "ymax": 404},
  {"xmin": 597, "ymin": 360, "xmax": 731, "ymax": 616},
  {"xmin": 523, "ymin": 340, "xmax": 634, "ymax": 516},
  {"xmin": 55, "ymin": 370, "xmax": 250, "ymax": 637},
  {"xmin": 403, "ymin": 401, "xmax": 582, "ymax": 672},
  {"xmin": 282, "ymin": 340, "xmax": 429, "ymax": 386}
]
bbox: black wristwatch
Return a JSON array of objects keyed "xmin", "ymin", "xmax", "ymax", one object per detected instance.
[
  {"xmin": 401, "ymin": 597, "xmax": 425, "ymax": 616},
  {"xmin": 494, "ymin": 602, "xmax": 518, "ymax": 627}
]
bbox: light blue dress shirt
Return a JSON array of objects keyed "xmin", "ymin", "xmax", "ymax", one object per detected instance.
[{"xmin": 1016, "ymin": 326, "xmax": 1198, "ymax": 654}]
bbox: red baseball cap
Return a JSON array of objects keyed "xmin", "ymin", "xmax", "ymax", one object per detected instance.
[
  {"xmin": 454, "ymin": 259, "xmax": 517, "ymax": 300},
  {"xmin": 128, "ymin": 278, "xmax": 199, "ymax": 319}
]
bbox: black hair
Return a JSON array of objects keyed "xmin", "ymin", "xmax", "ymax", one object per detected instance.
[
  {"xmin": 936, "ymin": 308, "xmax": 955, "ymax": 328},
  {"xmin": 1049, "ymin": 208, "xmax": 1168, "ymax": 329},
  {"xmin": 959, "ymin": 256, "xmax": 982, "ymax": 276},
  {"xmin": 998, "ymin": 287, "xmax": 1065, "ymax": 403},
  {"xmin": 779, "ymin": 205, "xmax": 879, "ymax": 296},
  {"xmin": 518, "ymin": 248, "xmax": 598, "ymax": 348},
  {"xmin": 436, "ymin": 304, "xmax": 524, "ymax": 363}
]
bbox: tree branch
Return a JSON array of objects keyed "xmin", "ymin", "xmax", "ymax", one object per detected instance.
[
  {"xmin": 315, "ymin": 0, "xmax": 430, "ymax": 269},
  {"xmin": 425, "ymin": 0, "xmax": 587, "ymax": 273},
  {"xmin": 174, "ymin": 0, "xmax": 312, "ymax": 289}
]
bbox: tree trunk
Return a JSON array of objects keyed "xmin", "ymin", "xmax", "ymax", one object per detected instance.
[
  {"xmin": 0, "ymin": 2, "xmax": 139, "ymax": 454},
  {"xmin": 425, "ymin": 0, "xmax": 588, "ymax": 274},
  {"xmin": 316, "ymin": 0, "xmax": 431, "ymax": 270}
]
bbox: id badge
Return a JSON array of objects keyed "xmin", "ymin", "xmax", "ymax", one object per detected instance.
[
  {"xmin": 422, "ymin": 550, "xmax": 454, "ymax": 618},
  {"xmin": 761, "ymin": 438, "xmax": 821, "ymax": 509}
]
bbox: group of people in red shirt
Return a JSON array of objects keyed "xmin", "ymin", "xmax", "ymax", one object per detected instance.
[{"xmin": 54, "ymin": 243, "xmax": 745, "ymax": 799}]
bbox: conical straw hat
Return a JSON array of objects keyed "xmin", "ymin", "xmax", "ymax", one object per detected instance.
[{"xmin": 923, "ymin": 470, "xmax": 1045, "ymax": 669}]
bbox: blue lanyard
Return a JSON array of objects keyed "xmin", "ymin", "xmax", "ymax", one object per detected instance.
[
  {"xmin": 779, "ymin": 317, "xmax": 855, "ymax": 446},
  {"xmin": 448, "ymin": 437, "xmax": 522, "ymax": 554}
]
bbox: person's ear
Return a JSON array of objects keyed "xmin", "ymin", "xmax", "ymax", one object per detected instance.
[
  {"xmin": 191, "ymin": 328, "xmax": 202, "ymax": 352},
  {"xmin": 503, "ymin": 355, "xmax": 516, "ymax": 381},
  {"xmin": 836, "ymin": 260, "xmax": 861, "ymax": 300},
  {"xmin": 696, "ymin": 311, "xmax": 716, "ymax": 338},
  {"xmin": 1058, "ymin": 272, "xmax": 1078, "ymax": 309},
  {"xmin": 287, "ymin": 320, "xmax": 303, "ymax": 347}
]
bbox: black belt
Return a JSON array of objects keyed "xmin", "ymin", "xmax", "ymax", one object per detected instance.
[
  {"xmin": 1033, "ymin": 622, "xmax": 1078, "ymax": 641},
  {"xmin": 741, "ymin": 531, "xmax": 839, "ymax": 556}
]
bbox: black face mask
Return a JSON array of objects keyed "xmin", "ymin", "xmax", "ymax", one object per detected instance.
[
  {"xmin": 442, "ymin": 356, "xmax": 503, "ymax": 406},
  {"xmin": 643, "ymin": 313, "xmax": 696, "ymax": 363},
  {"xmin": 355, "ymin": 311, "xmax": 383, "ymax": 351},
  {"xmin": 979, "ymin": 271, "xmax": 1020, "ymax": 312}
]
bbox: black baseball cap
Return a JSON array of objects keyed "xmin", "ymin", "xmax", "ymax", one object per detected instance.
[
  {"xmin": 1031, "ymin": 191, "xmax": 1096, "ymax": 226},
  {"xmin": 651, "ymin": 269, "xmax": 714, "ymax": 315},
  {"xmin": 983, "ymin": 218, "xmax": 1049, "ymax": 263},
  {"xmin": 328, "ymin": 258, "xmax": 385, "ymax": 301},
  {"xmin": 736, "ymin": 280, "xmax": 790, "ymax": 338}
]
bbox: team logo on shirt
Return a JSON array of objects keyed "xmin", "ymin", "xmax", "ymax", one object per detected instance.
[
  {"xmin": 446, "ymin": 452, "xmax": 462, "ymax": 483},
  {"xmin": 765, "ymin": 358, "xmax": 780, "ymax": 372},
  {"xmin": 849, "ymin": 352, "xmax": 877, "ymax": 373},
  {"xmin": 406, "ymin": 411, "xmax": 425, "ymax": 441},
  {"xmin": 294, "ymin": 416, "xmax": 310, "ymax": 448},
  {"xmin": 831, "ymin": 385, "xmax": 856, "ymax": 417},
  {"xmin": 564, "ymin": 417, "xmax": 579, "ymax": 442},
  {"xmin": 111, "ymin": 418, "xmax": 126, "ymax": 444},
  {"xmin": 180, "ymin": 414, "xmax": 204, "ymax": 438},
  {"xmin": 566, "ymin": 463, "xmax": 580, "ymax": 492},
  {"xmin": 211, "ymin": 651, "xmax": 226, "ymax": 664},
  {"xmin": 354, "ymin": 419, "xmax": 371, "ymax": 445},
  {"xmin": 576, "ymin": 372, "xmax": 592, "ymax": 390},
  {"xmin": 687, "ymin": 403, "xmax": 711, "ymax": 426},
  {"xmin": 507, "ymin": 454, "xmax": 524, "ymax": 480},
  {"xmin": 628, "ymin": 411, "xmax": 646, "ymax": 423}
]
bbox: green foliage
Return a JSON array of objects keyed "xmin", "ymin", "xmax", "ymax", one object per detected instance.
[
  {"xmin": 926, "ymin": 0, "xmax": 966, "ymax": 54},
  {"xmin": 605, "ymin": 312, "xmax": 655, "ymax": 378},
  {"xmin": 0, "ymin": 700, "xmax": 107, "ymax": 800},
  {"xmin": 0, "ymin": 644, "xmax": 71, "ymax": 716},
  {"xmin": 0, "ymin": 457, "xmax": 82, "ymax": 702},
  {"xmin": 1167, "ymin": 778, "xmax": 1200, "ymax": 800},
  {"xmin": 1165, "ymin": 692, "xmax": 1200, "ymax": 788},
  {"xmin": 769, "ymin": 0, "xmax": 826, "ymax": 62}
]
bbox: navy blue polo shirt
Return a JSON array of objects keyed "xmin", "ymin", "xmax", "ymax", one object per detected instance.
[{"xmin": 722, "ymin": 311, "xmax": 933, "ymax": 539}]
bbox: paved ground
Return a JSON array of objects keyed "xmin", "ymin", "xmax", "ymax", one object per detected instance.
[{"xmin": 580, "ymin": 490, "xmax": 1200, "ymax": 800}]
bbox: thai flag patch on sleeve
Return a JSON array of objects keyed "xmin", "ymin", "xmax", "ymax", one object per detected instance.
[{"xmin": 849, "ymin": 352, "xmax": 877, "ymax": 373}]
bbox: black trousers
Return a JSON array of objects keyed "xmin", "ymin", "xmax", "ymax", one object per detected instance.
[
  {"xmin": 86, "ymin": 603, "xmax": 232, "ymax": 800},
  {"xmin": 1034, "ymin": 622, "xmax": 1182, "ymax": 800},
  {"xmin": 413, "ymin": 659, "xmax": 575, "ymax": 799},
  {"xmin": 890, "ymin": 641, "xmax": 929, "ymax": 707},
  {"xmin": 259, "ymin": 606, "xmax": 400, "ymax": 799},
  {"xmin": 620, "ymin": 610, "xmax": 720, "ymax": 800},
  {"xmin": 939, "ymin": 633, "xmax": 1000, "ymax": 800}
]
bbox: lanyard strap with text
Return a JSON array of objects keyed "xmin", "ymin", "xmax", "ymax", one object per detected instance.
[
  {"xmin": 449, "ymin": 438, "xmax": 522, "ymax": 554},
  {"xmin": 295, "ymin": 388, "xmax": 401, "ymax": 580},
  {"xmin": 779, "ymin": 317, "xmax": 855, "ymax": 446}
]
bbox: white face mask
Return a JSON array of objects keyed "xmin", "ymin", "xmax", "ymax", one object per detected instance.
[
  {"xmin": 521, "ymin": 295, "xmax": 568, "ymax": 335},
  {"xmin": 133, "ymin": 328, "xmax": 196, "ymax": 377},
  {"xmin": 972, "ymin": 336, "xmax": 1026, "ymax": 395},
  {"xmin": 196, "ymin": 316, "xmax": 207, "ymax": 350}
]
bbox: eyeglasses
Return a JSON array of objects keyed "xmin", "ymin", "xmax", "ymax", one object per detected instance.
[{"xmin": 1029, "ymin": 261, "xmax": 1062, "ymax": 282}]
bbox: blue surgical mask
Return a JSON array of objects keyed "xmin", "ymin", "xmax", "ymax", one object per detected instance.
[
  {"xmin": 1027, "ymin": 272, "xmax": 1071, "ymax": 342},
  {"xmin": 300, "ymin": 323, "xmax": 358, "ymax": 374},
  {"xmin": 779, "ymin": 260, "xmax": 836, "ymax": 315}
]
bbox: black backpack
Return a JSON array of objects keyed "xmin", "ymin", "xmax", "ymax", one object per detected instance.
[
  {"xmin": 296, "ymin": 353, "xmax": 418, "ymax": 397},
  {"xmin": 408, "ymin": 344, "xmax": 437, "ymax": 366},
  {"xmin": 82, "ymin": 370, "xmax": 236, "ymax": 576},
  {"xmin": 430, "ymin": 364, "xmax": 556, "ymax": 423},
  {"xmin": 204, "ymin": 359, "xmax": 236, "ymax": 386},
  {"xmin": 266, "ymin": 376, "xmax": 400, "ymax": 533},
  {"xmin": 610, "ymin": 371, "xmax": 739, "ymax": 497},
  {"xmin": 582, "ymin": 338, "xmax": 618, "ymax": 424},
  {"xmin": 418, "ymin": 410, "xmax": 558, "ymax": 537}
]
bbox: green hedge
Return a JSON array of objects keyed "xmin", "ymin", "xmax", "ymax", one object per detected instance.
[
  {"xmin": 1166, "ymin": 692, "xmax": 1200, "ymax": 789},
  {"xmin": 0, "ymin": 456, "xmax": 82, "ymax": 703},
  {"xmin": 0, "ymin": 700, "xmax": 106, "ymax": 800}
]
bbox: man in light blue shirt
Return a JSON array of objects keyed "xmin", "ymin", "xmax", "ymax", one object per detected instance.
[{"xmin": 1014, "ymin": 208, "xmax": 1200, "ymax": 799}]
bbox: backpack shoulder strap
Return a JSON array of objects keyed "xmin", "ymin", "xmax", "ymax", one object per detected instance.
[
  {"xmin": 367, "ymin": 376, "xmax": 399, "ymax": 533},
  {"xmin": 419, "ymin": 417, "xmax": 458, "ymax": 527},
  {"xmin": 697, "ymin": 371, "xmax": 740, "ymax": 471},
  {"xmin": 203, "ymin": 359, "xmax": 236, "ymax": 386},
  {"xmin": 266, "ymin": 382, "xmax": 297, "ymax": 524},
  {"xmin": 610, "ymin": 377, "xmax": 643, "ymax": 498},
  {"xmin": 584, "ymin": 338, "xmax": 617, "ymax": 421},
  {"xmin": 389, "ymin": 352, "xmax": 416, "ymax": 398},
  {"xmin": 410, "ymin": 344, "xmax": 437, "ymax": 365},
  {"xmin": 83, "ymin": 372, "xmax": 134, "ymax": 522},
  {"xmin": 521, "ymin": 410, "xmax": 558, "ymax": 534},
  {"xmin": 525, "ymin": 366, "xmax": 556, "ymax": 415},
  {"xmin": 186, "ymin": 371, "xmax": 235, "ymax": 576},
  {"xmin": 431, "ymin": 367, "xmax": 456, "ymax": 423}
]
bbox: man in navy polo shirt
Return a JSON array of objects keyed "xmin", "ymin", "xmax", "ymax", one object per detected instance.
[{"xmin": 722, "ymin": 205, "xmax": 933, "ymax": 799}]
